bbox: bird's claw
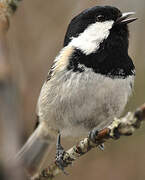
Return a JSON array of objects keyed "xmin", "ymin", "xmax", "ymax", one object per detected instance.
[
  {"xmin": 88, "ymin": 128, "xmax": 105, "ymax": 151},
  {"xmin": 88, "ymin": 128, "xmax": 99, "ymax": 143},
  {"xmin": 98, "ymin": 143, "xmax": 105, "ymax": 151}
]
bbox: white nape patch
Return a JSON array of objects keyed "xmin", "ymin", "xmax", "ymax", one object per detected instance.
[
  {"xmin": 48, "ymin": 46, "xmax": 74, "ymax": 78},
  {"xmin": 69, "ymin": 20, "xmax": 114, "ymax": 55}
]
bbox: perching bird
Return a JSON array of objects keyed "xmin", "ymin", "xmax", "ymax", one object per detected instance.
[{"xmin": 17, "ymin": 5, "xmax": 137, "ymax": 178}]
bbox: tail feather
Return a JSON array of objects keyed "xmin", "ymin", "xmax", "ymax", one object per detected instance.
[{"xmin": 16, "ymin": 123, "xmax": 57, "ymax": 177}]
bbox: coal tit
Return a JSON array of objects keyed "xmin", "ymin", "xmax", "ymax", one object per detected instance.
[{"xmin": 17, "ymin": 6, "xmax": 137, "ymax": 177}]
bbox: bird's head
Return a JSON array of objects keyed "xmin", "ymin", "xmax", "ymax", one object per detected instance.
[{"xmin": 64, "ymin": 6, "xmax": 137, "ymax": 55}]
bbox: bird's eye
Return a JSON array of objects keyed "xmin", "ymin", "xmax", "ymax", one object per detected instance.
[{"xmin": 96, "ymin": 15, "xmax": 104, "ymax": 22}]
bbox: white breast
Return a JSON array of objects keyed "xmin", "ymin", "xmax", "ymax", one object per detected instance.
[{"xmin": 37, "ymin": 67, "xmax": 134, "ymax": 137}]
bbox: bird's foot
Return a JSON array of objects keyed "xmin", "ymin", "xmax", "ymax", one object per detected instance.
[
  {"xmin": 55, "ymin": 134, "xmax": 70, "ymax": 174},
  {"xmin": 88, "ymin": 128, "xmax": 105, "ymax": 151}
]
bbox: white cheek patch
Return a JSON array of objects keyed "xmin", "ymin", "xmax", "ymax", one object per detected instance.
[{"xmin": 69, "ymin": 20, "xmax": 114, "ymax": 55}]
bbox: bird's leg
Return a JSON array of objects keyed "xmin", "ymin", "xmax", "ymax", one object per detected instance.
[
  {"xmin": 55, "ymin": 133, "xmax": 70, "ymax": 174},
  {"xmin": 88, "ymin": 128, "xmax": 105, "ymax": 151}
]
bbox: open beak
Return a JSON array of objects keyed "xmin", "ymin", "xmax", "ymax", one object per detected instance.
[{"xmin": 116, "ymin": 12, "xmax": 138, "ymax": 25}]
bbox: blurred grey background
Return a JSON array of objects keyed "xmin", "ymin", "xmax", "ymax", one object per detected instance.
[{"xmin": 1, "ymin": 0, "xmax": 145, "ymax": 180}]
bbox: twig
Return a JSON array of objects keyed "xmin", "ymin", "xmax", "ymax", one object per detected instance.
[
  {"xmin": 0, "ymin": 0, "xmax": 22, "ymax": 16},
  {"xmin": 35, "ymin": 103, "xmax": 145, "ymax": 180}
]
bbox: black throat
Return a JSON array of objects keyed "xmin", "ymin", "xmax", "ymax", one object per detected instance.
[{"xmin": 67, "ymin": 25, "xmax": 135, "ymax": 79}]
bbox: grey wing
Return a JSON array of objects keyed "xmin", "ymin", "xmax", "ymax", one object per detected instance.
[
  {"xmin": 46, "ymin": 63, "xmax": 56, "ymax": 81},
  {"xmin": 35, "ymin": 46, "xmax": 74, "ymax": 129},
  {"xmin": 35, "ymin": 63, "xmax": 55, "ymax": 129}
]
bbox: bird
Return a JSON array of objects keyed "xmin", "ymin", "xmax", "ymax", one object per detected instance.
[{"xmin": 17, "ymin": 5, "xmax": 137, "ymax": 178}]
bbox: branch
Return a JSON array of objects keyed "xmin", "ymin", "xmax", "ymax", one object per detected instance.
[
  {"xmin": 35, "ymin": 103, "xmax": 145, "ymax": 180},
  {"xmin": 0, "ymin": 0, "xmax": 22, "ymax": 17}
]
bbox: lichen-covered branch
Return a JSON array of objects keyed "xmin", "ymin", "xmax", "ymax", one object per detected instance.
[
  {"xmin": 0, "ymin": 0, "xmax": 22, "ymax": 17},
  {"xmin": 35, "ymin": 103, "xmax": 145, "ymax": 180},
  {"xmin": 0, "ymin": 0, "xmax": 21, "ymax": 34}
]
